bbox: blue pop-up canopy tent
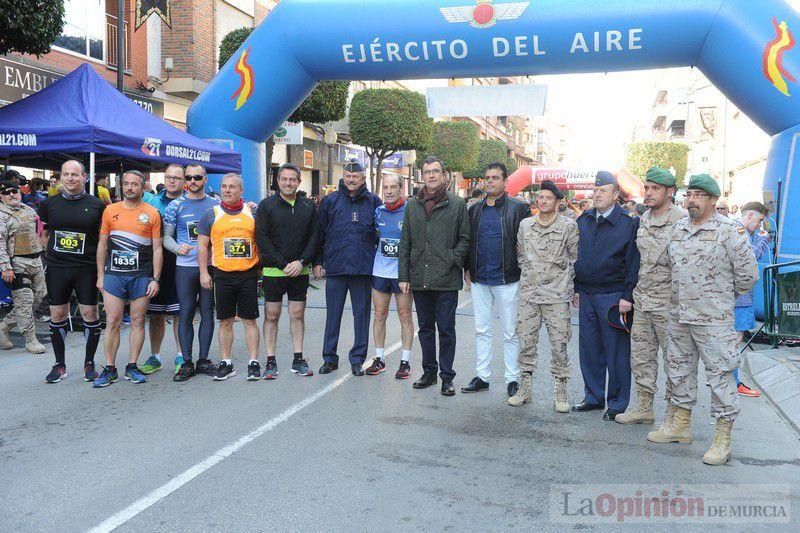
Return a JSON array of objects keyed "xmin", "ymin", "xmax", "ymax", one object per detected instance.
[{"xmin": 0, "ymin": 63, "xmax": 240, "ymax": 185}]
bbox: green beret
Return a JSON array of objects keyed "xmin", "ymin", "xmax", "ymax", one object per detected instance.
[
  {"xmin": 687, "ymin": 174, "xmax": 721, "ymax": 197},
  {"xmin": 645, "ymin": 167, "xmax": 676, "ymax": 188}
]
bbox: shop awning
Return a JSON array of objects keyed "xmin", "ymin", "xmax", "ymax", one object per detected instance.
[{"xmin": 0, "ymin": 64, "xmax": 240, "ymax": 174}]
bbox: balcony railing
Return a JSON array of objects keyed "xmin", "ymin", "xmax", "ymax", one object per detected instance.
[{"xmin": 106, "ymin": 13, "xmax": 130, "ymax": 71}]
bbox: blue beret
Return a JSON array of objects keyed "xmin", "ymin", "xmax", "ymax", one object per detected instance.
[
  {"xmin": 344, "ymin": 161, "xmax": 365, "ymax": 173},
  {"xmin": 595, "ymin": 171, "xmax": 617, "ymax": 187}
]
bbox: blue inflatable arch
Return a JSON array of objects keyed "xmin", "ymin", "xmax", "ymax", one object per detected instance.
[{"xmin": 188, "ymin": 0, "xmax": 800, "ymax": 260}]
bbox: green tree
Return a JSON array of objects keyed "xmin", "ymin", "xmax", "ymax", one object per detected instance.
[
  {"xmin": 218, "ymin": 27, "xmax": 254, "ymax": 69},
  {"xmin": 423, "ymin": 121, "xmax": 480, "ymax": 190},
  {"xmin": 349, "ymin": 88, "xmax": 433, "ymax": 190},
  {"xmin": 0, "ymin": 0, "xmax": 65, "ymax": 56},
  {"xmin": 464, "ymin": 138, "xmax": 519, "ymax": 187},
  {"xmin": 625, "ymin": 142, "xmax": 690, "ymax": 187}
]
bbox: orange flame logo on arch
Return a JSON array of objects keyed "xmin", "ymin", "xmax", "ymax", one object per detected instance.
[
  {"xmin": 763, "ymin": 18, "xmax": 796, "ymax": 96},
  {"xmin": 232, "ymin": 47, "xmax": 255, "ymax": 110}
]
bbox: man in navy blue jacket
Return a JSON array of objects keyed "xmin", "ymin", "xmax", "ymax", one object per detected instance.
[
  {"xmin": 314, "ymin": 162, "xmax": 382, "ymax": 376},
  {"xmin": 572, "ymin": 171, "xmax": 640, "ymax": 421}
]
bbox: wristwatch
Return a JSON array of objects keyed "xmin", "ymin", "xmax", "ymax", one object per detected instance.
[
  {"xmin": 299, "ymin": 258, "xmax": 307, "ymax": 266},
  {"xmin": 150, "ymin": 277, "xmax": 160, "ymax": 283}
]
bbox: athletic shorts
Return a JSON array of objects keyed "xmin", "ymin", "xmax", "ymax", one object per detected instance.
[
  {"xmin": 103, "ymin": 275, "xmax": 150, "ymax": 301},
  {"xmin": 734, "ymin": 305, "xmax": 755, "ymax": 332},
  {"xmin": 372, "ymin": 276, "xmax": 401, "ymax": 294},
  {"xmin": 46, "ymin": 266, "xmax": 98, "ymax": 306},
  {"xmin": 148, "ymin": 251, "xmax": 179, "ymax": 315},
  {"xmin": 263, "ymin": 275, "xmax": 310, "ymax": 303},
  {"xmin": 214, "ymin": 274, "xmax": 259, "ymax": 320}
]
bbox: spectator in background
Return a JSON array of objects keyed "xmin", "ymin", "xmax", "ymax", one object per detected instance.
[
  {"xmin": 48, "ymin": 175, "xmax": 62, "ymax": 196},
  {"xmin": 634, "ymin": 203, "xmax": 648, "ymax": 217},
  {"xmin": 467, "ymin": 188, "xmax": 484, "ymax": 208},
  {"xmin": 23, "ymin": 178, "xmax": 47, "ymax": 210},
  {"xmin": 733, "ymin": 201, "xmax": 770, "ymax": 398},
  {"xmin": 622, "ymin": 200, "xmax": 636, "ymax": 213},
  {"xmin": 730, "ymin": 204, "xmax": 739, "ymax": 217},
  {"xmin": 156, "ymin": 183, "xmax": 165, "ymax": 193},
  {"xmin": 95, "ymin": 175, "xmax": 112, "ymax": 205},
  {"xmin": 579, "ymin": 199, "xmax": 593, "ymax": 213},
  {"xmin": 716, "ymin": 200, "xmax": 730, "ymax": 218}
]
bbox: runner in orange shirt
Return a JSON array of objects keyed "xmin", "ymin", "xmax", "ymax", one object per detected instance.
[{"xmin": 94, "ymin": 170, "xmax": 163, "ymax": 387}]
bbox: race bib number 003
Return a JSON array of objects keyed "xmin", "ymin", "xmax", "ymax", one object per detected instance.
[
  {"xmin": 187, "ymin": 221, "xmax": 199, "ymax": 243},
  {"xmin": 110, "ymin": 249, "xmax": 139, "ymax": 272},
  {"xmin": 224, "ymin": 238, "xmax": 252, "ymax": 259},
  {"xmin": 380, "ymin": 238, "xmax": 399, "ymax": 259},
  {"xmin": 53, "ymin": 231, "xmax": 86, "ymax": 254}
]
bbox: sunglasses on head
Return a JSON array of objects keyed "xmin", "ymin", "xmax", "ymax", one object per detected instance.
[
  {"xmin": 185, "ymin": 175, "xmax": 205, "ymax": 182},
  {"xmin": 1, "ymin": 188, "xmax": 19, "ymax": 195}
]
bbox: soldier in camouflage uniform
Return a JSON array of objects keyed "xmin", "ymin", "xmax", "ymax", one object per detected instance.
[
  {"xmin": 647, "ymin": 174, "xmax": 758, "ymax": 466},
  {"xmin": 0, "ymin": 180, "xmax": 46, "ymax": 354},
  {"xmin": 616, "ymin": 168, "xmax": 685, "ymax": 425},
  {"xmin": 510, "ymin": 180, "xmax": 579, "ymax": 412}
]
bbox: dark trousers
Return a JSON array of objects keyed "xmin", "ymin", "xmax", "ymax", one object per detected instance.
[
  {"xmin": 412, "ymin": 290, "xmax": 458, "ymax": 382},
  {"xmin": 578, "ymin": 291, "xmax": 631, "ymax": 411},
  {"xmin": 323, "ymin": 275, "xmax": 372, "ymax": 365}
]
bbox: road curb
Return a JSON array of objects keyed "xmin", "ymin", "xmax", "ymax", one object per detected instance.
[{"xmin": 744, "ymin": 347, "xmax": 800, "ymax": 435}]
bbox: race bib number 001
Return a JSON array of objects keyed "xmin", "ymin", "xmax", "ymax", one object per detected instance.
[
  {"xmin": 224, "ymin": 238, "xmax": 252, "ymax": 259},
  {"xmin": 110, "ymin": 249, "xmax": 139, "ymax": 272},
  {"xmin": 187, "ymin": 221, "xmax": 199, "ymax": 243},
  {"xmin": 380, "ymin": 238, "xmax": 399, "ymax": 259},
  {"xmin": 53, "ymin": 231, "xmax": 86, "ymax": 254}
]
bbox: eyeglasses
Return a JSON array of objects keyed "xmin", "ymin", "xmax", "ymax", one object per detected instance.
[
  {"xmin": 423, "ymin": 169, "xmax": 443, "ymax": 176},
  {"xmin": 1, "ymin": 189, "xmax": 19, "ymax": 195},
  {"xmin": 716, "ymin": 207, "xmax": 728, "ymax": 211},
  {"xmin": 165, "ymin": 175, "xmax": 185, "ymax": 182},
  {"xmin": 684, "ymin": 192, "xmax": 710, "ymax": 199},
  {"xmin": 185, "ymin": 175, "xmax": 205, "ymax": 182}
]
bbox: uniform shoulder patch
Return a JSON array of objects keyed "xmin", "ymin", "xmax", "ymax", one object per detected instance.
[
  {"xmin": 737, "ymin": 227, "xmax": 746, "ymax": 235},
  {"xmin": 628, "ymin": 211, "xmax": 637, "ymax": 218}
]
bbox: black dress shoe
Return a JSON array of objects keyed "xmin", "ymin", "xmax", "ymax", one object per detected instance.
[
  {"xmin": 413, "ymin": 372, "xmax": 437, "ymax": 389},
  {"xmin": 318, "ymin": 361, "xmax": 338, "ymax": 374},
  {"xmin": 460, "ymin": 376, "xmax": 489, "ymax": 393},
  {"xmin": 571, "ymin": 400, "xmax": 605, "ymax": 412},
  {"xmin": 351, "ymin": 363, "xmax": 365, "ymax": 376},
  {"xmin": 507, "ymin": 381, "xmax": 519, "ymax": 397},
  {"xmin": 603, "ymin": 409, "xmax": 623, "ymax": 421},
  {"xmin": 441, "ymin": 381, "xmax": 455, "ymax": 396}
]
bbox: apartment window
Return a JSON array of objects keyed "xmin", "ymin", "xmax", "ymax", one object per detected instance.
[{"xmin": 54, "ymin": 0, "xmax": 105, "ymax": 61}]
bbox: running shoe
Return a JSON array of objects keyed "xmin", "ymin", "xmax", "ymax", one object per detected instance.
[
  {"xmin": 263, "ymin": 359, "xmax": 279, "ymax": 380},
  {"xmin": 122, "ymin": 314, "xmax": 131, "ymax": 325},
  {"xmin": 737, "ymin": 382, "xmax": 761, "ymax": 397},
  {"xmin": 124, "ymin": 364, "xmax": 147, "ymax": 384},
  {"xmin": 365, "ymin": 357, "xmax": 386, "ymax": 376},
  {"xmin": 174, "ymin": 354, "xmax": 184, "ymax": 374},
  {"xmin": 196, "ymin": 358, "xmax": 217, "ymax": 376},
  {"xmin": 174, "ymin": 360, "xmax": 195, "ymax": 382},
  {"xmin": 83, "ymin": 361, "xmax": 99, "ymax": 382},
  {"xmin": 213, "ymin": 361, "xmax": 236, "ymax": 381},
  {"xmin": 140, "ymin": 355, "xmax": 163, "ymax": 375},
  {"xmin": 93, "ymin": 367, "xmax": 119, "ymax": 388},
  {"xmin": 247, "ymin": 360, "xmax": 261, "ymax": 381},
  {"xmin": 45, "ymin": 363, "xmax": 67, "ymax": 384},
  {"xmin": 290, "ymin": 358, "xmax": 313, "ymax": 377},
  {"xmin": 395, "ymin": 361, "xmax": 411, "ymax": 380}
]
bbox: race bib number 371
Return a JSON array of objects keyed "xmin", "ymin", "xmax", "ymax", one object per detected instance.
[
  {"xmin": 223, "ymin": 238, "xmax": 252, "ymax": 259},
  {"xmin": 53, "ymin": 231, "xmax": 86, "ymax": 254}
]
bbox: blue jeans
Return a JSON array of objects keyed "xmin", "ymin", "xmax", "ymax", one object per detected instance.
[
  {"xmin": 412, "ymin": 290, "xmax": 458, "ymax": 382},
  {"xmin": 578, "ymin": 291, "xmax": 631, "ymax": 411}
]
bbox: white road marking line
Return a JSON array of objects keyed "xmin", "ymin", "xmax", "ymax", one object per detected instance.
[{"xmin": 89, "ymin": 293, "xmax": 472, "ymax": 532}]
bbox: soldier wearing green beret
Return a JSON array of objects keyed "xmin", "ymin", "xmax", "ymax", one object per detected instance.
[
  {"xmin": 647, "ymin": 174, "xmax": 758, "ymax": 466},
  {"xmin": 617, "ymin": 167, "xmax": 685, "ymax": 425}
]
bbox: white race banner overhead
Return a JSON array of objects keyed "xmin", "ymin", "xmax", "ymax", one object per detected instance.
[
  {"xmin": 273, "ymin": 121, "xmax": 303, "ymax": 145},
  {"xmin": 426, "ymin": 84, "xmax": 547, "ymax": 118}
]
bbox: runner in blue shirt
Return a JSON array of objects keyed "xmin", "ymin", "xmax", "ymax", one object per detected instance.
[
  {"xmin": 162, "ymin": 164, "xmax": 220, "ymax": 381},
  {"xmin": 364, "ymin": 174, "xmax": 415, "ymax": 379}
]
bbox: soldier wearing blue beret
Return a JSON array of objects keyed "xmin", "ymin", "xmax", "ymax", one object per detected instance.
[{"xmin": 572, "ymin": 171, "xmax": 640, "ymax": 421}]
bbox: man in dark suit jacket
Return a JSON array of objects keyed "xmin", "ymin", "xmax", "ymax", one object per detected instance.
[{"xmin": 572, "ymin": 171, "xmax": 640, "ymax": 421}]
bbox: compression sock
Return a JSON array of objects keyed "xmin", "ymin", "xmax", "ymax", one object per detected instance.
[
  {"xmin": 83, "ymin": 319, "xmax": 102, "ymax": 363},
  {"xmin": 49, "ymin": 319, "xmax": 69, "ymax": 365}
]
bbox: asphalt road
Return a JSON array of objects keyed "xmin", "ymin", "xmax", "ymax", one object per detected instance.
[{"xmin": 1, "ymin": 282, "xmax": 799, "ymax": 532}]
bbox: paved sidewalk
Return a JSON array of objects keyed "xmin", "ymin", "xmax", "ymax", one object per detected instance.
[{"xmin": 745, "ymin": 346, "xmax": 800, "ymax": 434}]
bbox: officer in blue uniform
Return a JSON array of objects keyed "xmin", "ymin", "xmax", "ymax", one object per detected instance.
[
  {"xmin": 572, "ymin": 171, "xmax": 640, "ymax": 421},
  {"xmin": 314, "ymin": 161, "xmax": 382, "ymax": 376}
]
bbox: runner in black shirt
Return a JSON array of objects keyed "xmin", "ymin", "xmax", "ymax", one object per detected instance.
[{"xmin": 38, "ymin": 160, "xmax": 106, "ymax": 384}]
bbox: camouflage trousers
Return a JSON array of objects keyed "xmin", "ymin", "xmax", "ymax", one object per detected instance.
[
  {"xmin": 517, "ymin": 301, "xmax": 572, "ymax": 378},
  {"xmin": 1, "ymin": 256, "xmax": 46, "ymax": 336},
  {"xmin": 665, "ymin": 320, "xmax": 740, "ymax": 421},
  {"xmin": 630, "ymin": 308, "xmax": 671, "ymax": 399}
]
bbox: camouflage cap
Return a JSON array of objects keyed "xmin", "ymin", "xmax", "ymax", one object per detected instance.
[
  {"xmin": 687, "ymin": 173, "xmax": 721, "ymax": 197},
  {"xmin": 645, "ymin": 167, "xmax": 677, "ymax": 188}
]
